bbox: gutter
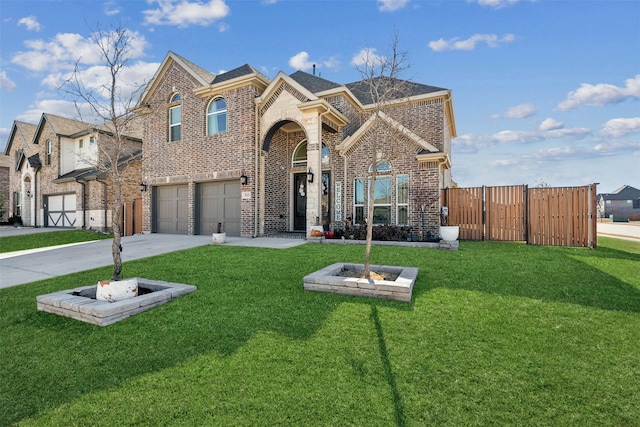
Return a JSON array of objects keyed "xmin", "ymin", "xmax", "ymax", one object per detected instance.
[{"xmin": 75, "ymin": 178, "xmax": 87, "ymax": 229}]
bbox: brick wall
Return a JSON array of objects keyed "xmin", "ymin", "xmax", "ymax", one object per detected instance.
[{"xmin": 142, "ymin": 62, "xmax": 260, "ymax": 236}]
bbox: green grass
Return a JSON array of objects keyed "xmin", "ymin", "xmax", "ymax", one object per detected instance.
[
  {"xmin": 0, "ymin": 230, "xmax": 112, "ymax": 253},
  {"xmin": 1, "ymin": 237, "xmax": 639, "ymax": 426}
]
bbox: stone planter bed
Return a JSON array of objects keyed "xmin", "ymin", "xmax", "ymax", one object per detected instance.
[
  {"xmin": 303, "ymin": 263, "xmax": 418, "ymax": 302},
  {"xmin": 37, "ymin": 278, "xmax": 196, "ymax": 326}
]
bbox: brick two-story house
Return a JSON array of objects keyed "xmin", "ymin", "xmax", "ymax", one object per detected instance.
[
  {"xmin": 597, "ymin": 185, "xmax": 640, "ymax": 220},
  {"xmin": 137, "ymin": 51, "xmax": 456, "ymax": 239},
  {"xmin": 4, "ymin": 113, "xmax": 142, "ymax": 231}
]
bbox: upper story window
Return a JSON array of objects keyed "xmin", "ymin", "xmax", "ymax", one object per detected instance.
[
  {"xmin": 207, "ymin": 97, "xmax": 227, "ymax": 135},
  {"xmin": 292, "ymin": 140, "xmax": 330, "ymax": 168},
  {"xmin": 89, "ymin": 136, "xmax": 95, "ymax": 146},
  {"xmin": 79, "ymin": 139, "xmax": 84, "ymax": 149},
  {"xmin": 46, "ymin": 140, "xmax": 52, "ymax": 165},
  {"xmin": 169, "ymin": 93, "xmax": 182, "ymax": 142}
]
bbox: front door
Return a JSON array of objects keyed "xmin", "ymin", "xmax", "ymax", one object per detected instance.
[{"xmin": 293, "ymin": 173, "xmax": 306, "ymax": 231}]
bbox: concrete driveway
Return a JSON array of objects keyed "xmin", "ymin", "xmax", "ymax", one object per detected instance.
[{"xmin": 0, "ymin": 230, "xmax": 305, "ymax": 289}]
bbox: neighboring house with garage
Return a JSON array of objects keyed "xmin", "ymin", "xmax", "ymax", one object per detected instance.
[
  {"xmin": 136, "ymin": 51, "xmax": 456, "ymax": 239},
  {"xmin": 4, "ymin": 113, "xmax": 142, "ymax": 231},
  {"xmin": 597, "ymin": 185, "xmax": 640, "ymax": 220}
]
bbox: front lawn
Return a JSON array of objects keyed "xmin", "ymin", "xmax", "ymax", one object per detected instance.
[
  {"xmin": 0, "ymin": 230, "xmax": 112, "ymax": 253},
  {"xmin": 1, "ymin": 237, "xmax": 638, "ymax": 426}
]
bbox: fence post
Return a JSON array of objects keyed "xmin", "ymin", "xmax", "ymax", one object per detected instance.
[
  {"xmin": 524, "ymin": 185, "xmax": 529, "ymax": 244},
  {"xmin": 482, "ymin": 185, "xmax": 486, "ymax": 241}
]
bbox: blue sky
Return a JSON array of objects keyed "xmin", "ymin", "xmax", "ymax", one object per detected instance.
[{"xmin": 1, "ymin": 0, "xmax": 638, "ymax": 193}]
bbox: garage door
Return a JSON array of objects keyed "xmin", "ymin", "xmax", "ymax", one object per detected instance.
[
  {"xmin": 46, "ymin": 194, "xmax": 76, "ymax": 228},
  {"xmin": 198, "ymin": 181, "xmax": 240, "ymax": 236},
  {"xmin": 155, "ymin": 185, "xmax": 188, "ymax": 234}
]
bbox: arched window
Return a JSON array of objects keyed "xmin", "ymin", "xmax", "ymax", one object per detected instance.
[
  {"xmin": 292, "ymin": 140, "xmax": 330, "ymax": 168},
  {"xmin": 368, "ymin": 160, "xmax": 392, "ymax": 174},
  {"xmin": 207, "ymin": 97, "xmax": 227, "ymax": 135},
  {"xmin": 169, "ymin": 93, "xmax": 182, "ymax": 142}
]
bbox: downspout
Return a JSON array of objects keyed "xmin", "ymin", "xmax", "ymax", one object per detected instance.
[
  {"xmin": 97, "ymin": 178, "xmax": 108, "ymax": 232},
  {"xmin": 254, "ymin": 98, "xmax": 259, "ymax": 238},
  {"xmin": 76, "ymin": 178, "xmax": 87, "ymax": 229},
  {"xmin": 33, "ymin": 167, "xmax": 40, "ymax": 227}
]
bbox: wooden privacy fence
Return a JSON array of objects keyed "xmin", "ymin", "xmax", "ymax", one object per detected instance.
[{"xmin": 442, "ymin": 184, "xmax": 597, "ymax": 248}]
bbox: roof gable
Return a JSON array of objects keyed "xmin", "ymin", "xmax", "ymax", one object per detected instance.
[
  {"xmin": 137, "ymin": 50, "xmax": 215, "ymax": 108},
  {"xmin": 336, "ymin": 110, "xmax": 439, "ymax": 154},
  {"xmin": 4, "ymin": 121, "xmax": 37, "ymax": 155}
]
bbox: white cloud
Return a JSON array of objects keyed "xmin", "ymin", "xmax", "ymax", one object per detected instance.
[
  {"xmin": 491, "ymin": 103, "xmax": 536, "ymax": 119},
  {"xmin": 556, "ymin": 74, "xmax": 640, "ymax": 111},
  {"xmin": 0, "ymin": 71, "xmax": 16, "ymax": 91},
  {"xmin": 600, "ymin": 117, "xmax": 640, "ymax": 138},
  {"xmin": 18, "ymin": 16, "xmax": 41, "ymax": 31},
  {"xmin": 104, "ymin": 1, "xmax": 121, "ymax": 16},
  {"xmin": 12, "ymin": 31, "xmax": 148, "ymax": 73},
  {"xmin": 539, "ymin": 118, "xmax": 564, "ymax": 131},
  {"xmin": 453, "ymin": 125, "xmax": 591, "ymax": 155},
  {"xmin": 378, "ymin": 0, "xmax": 410, "ymax": 12},
  {"xmin": 143, "ymin": 0, "xmax": 230, "ymax": 27},
  {"xmin": 468, "ymin": 0, "xmax": 532, "ymax": 9},
  {"xmin": 351, "ymin": 48, "xmax": 384, "ymax": 67},
  {"xmin": 289, "ymin": 52, "xmax": 315, "ymax": 71},
  {"xmin": 17, "ymin": 99, "xmax": 84, "ymax": 123},
  {"xmin": 429, "ymin": 33, "xmax": 515, "ymax": 51}
]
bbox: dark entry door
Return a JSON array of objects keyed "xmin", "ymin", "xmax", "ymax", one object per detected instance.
[{"xmin": 294, "ymin": 173, "xmax": 306, "ymax": 231}]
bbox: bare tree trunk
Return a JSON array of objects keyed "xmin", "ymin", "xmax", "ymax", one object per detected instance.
[{"xmin": 111, "ymin": 173, "xmax": 123, "ymax": 280}]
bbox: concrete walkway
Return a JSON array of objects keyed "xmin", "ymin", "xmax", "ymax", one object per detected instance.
[{"xmin": 0, "ymin": 231, "xmax": 306, "ymax": 289}]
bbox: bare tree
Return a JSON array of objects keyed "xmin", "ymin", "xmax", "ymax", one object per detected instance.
[
  {"xmin": 60, "ymin": 24, "xmax": 145, "ymax": 281},
  {"xmin": 353, "ymin": 32, "xmax": 411, "ymax": 278}
]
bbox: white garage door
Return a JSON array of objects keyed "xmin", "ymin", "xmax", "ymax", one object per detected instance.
[{"xmin": 46, "ymin": 194, "xmax": 76, "ymax": 228}]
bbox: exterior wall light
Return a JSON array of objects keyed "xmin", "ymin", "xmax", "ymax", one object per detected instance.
[
  {"xmin": 240, "ymin": 174, "xmax": 248, "ymax": 185},
  {"xmin": 140, "ymin": 182, "xmax": 148, "ymax": 192},
  {"xmin": 307, "ymin": 168, "xmax": 314, "ymax": 183}
]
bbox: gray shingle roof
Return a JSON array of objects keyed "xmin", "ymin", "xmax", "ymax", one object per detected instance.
[
  {"xmin": 211, "ymin": 64, "xmax": 262, "ymax": 84},
  {"xmin": 346, "ymin": 77, "xmax": 448, "ymax": 105},
  {"xmin": 599, "ymin": 185, "xmax": 640, "ymax": 200},
  {"xmin": 289, "ymin": 71, "xmax": 342, "ymax": 93}
]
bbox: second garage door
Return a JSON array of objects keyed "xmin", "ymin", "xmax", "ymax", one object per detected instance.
[
  {"xmin": 155, "ymin": 185, "xmax": 188, "ymax": 234},
  {"xmin": 45, "ymin": 193, "xmax": 77, "ymax": 228},
  {"xmin": 198, "ymin": 181, "xmax": 240, "ymax": 236}
]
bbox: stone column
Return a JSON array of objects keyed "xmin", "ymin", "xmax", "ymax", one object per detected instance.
[{"xmin": 305, "ymin": 114, "xmax": 322, "ymax": 237}]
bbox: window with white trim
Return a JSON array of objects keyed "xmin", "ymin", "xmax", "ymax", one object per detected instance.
[
  {"xmin": 397, "ymin": 175, "xmax": 409, "ymax": 225},
  {"xmin": 353, "ymin": 161, "xmax": 404, "ymax": 225},
  {"xmin": 46, "ymin": 140, "xmax": 52, "ymax": 165},
  {"xmin": 207, "ymin": 97, "xmax": 227, "ymax": 135},
  {"xmin": 169, "ymin": 93, "xmax": 182, "ymax": 142}
]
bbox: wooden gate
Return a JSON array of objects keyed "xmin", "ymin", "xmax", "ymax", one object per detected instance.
[
  {"xmin": 122, "ymin": 198, "xmax": 143, "ymax": 236},
  {"xmin": 443, "ymin": 184, "xmax": 597, "ymax": 248}
]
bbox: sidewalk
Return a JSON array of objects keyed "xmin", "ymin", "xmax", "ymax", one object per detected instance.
[
  {"xmin": 597, "ymin": 222, "xmax": 640, "ymax": 242},
  {"xmin": 0, "ymin": 232, "xmax": 306, "ymax": 289}
]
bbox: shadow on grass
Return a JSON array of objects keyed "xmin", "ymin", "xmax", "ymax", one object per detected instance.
[
  {"xmin": 1, "ymin": 239, "xmax": 638, "ymax": 424},
  {"xmin": 371, "ymin": 305, "xmax": 406, "ymax": 427}
]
